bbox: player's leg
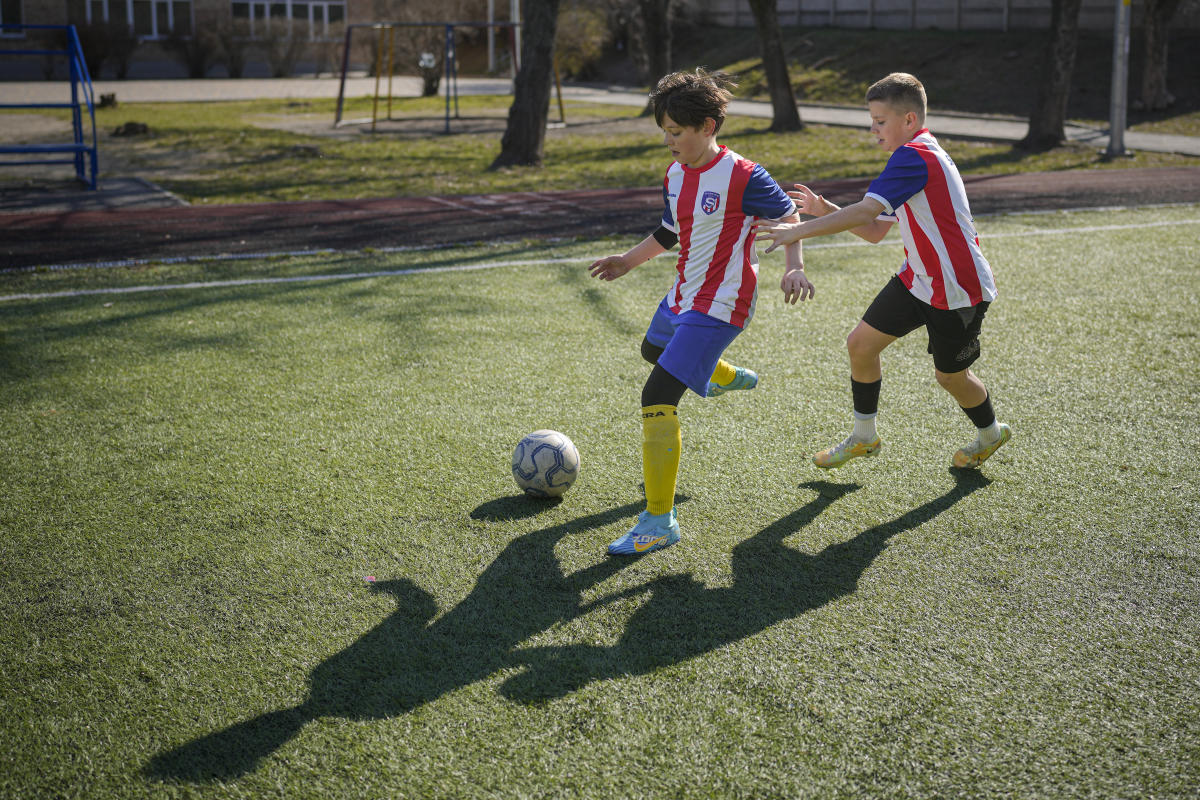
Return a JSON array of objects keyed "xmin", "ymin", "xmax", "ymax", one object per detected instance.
[
  {"xmin": 608, "ymin": 366, "xmax": 685, "ymax": 555},
  {"xmin": 610, "ymin": 310, "xmax": 742, "ymax": 555},
  {"xmin": 641, "ymin": 337, "xmax": 665, "ymax": 365},
  {"xmin": 707, "ymin": 357, "xmax": 758, "ymax": 397},
  {"xmin": 936, "ymin": 368, "xmax": 1010, "ymax": 467},
  {"xmin": 926, "ymin": 301, "xmax": 1010, "ymax": 468},
  {"xmin": 650, "ymin": 337, "xmax": 753, "ymax": 402},
  {"xmin": 640, "ymin": 366, "xmax": 687, "ymax": 519},
  {"xmin": 652, "ymin": 338, "xmax": 753, "ymax": 401},
  {"xmin": 813, "ymin": 321, "xmax": 892, "ymax": 468},
  {"xmin": 814, "ymin": 278, "xmax": 916, "ymax": 469},
  {"xmin": 610, "ymin": 301, "xmax": 684, "ymax": 556}
]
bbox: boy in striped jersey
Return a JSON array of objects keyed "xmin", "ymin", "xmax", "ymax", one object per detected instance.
[
  {"xmin": 755, "ymin": 72, "xmax": 1011, "ymax": 470},
  {"xmin": 589, "ymin": 68, "xmax": 814, "ymax": 556}
]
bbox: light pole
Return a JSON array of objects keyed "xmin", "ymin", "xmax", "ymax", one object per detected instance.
[{"xmin": 1105, "ymin": 0, "xmax": 1132, "ymax": 158}]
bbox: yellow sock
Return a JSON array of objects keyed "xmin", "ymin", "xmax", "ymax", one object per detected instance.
[
  {"xmin": 641, "ymin": 404, "xmax": 681, "ymax": 516},
  {"xmin": 710, "ymin": 359, "xmax": 736, "ymax": 387}
]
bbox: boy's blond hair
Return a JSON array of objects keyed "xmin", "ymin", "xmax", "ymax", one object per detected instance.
[
  {"xmin": 866, "ymin": 72, "xmax": 927, "ymax": 123},
  {"xmin": 649, "ymin": 68, "xmax": 736, "ymax": 134}
]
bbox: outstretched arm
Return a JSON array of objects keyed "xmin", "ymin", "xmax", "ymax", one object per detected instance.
[
  {"xmin": 589, "ymin": 232, "xmax": 669, "ymax": 281},
  {"xmin": 791, "ymin": 184, "xmax": 893, "ymax": 243},
  {"xmin": 754, "ymin": 192, "xmax": 891, "ymax": 253}
]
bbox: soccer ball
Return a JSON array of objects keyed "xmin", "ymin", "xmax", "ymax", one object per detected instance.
[{"xmin": 512, "ymin": 430, "xmax": 580, "ymax": 498}]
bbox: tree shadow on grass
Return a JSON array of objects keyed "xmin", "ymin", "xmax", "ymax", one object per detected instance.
[{"xmin": 144, "ymin": 471, "xmax": 987, "ymax": 783}]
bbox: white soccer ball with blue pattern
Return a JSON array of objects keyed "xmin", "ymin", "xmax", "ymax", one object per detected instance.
[{"xmin": 512, "ymin": 430, "xmax": 580, "ymax": 498}]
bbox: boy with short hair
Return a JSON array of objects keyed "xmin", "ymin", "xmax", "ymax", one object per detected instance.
[
  {"xmin": 755, "ymin": 72, "xmax": 1010, "ymax": 470},
  {"xmin": 590, "ymin": 68, "xmax": 814, "ymax": 556}
]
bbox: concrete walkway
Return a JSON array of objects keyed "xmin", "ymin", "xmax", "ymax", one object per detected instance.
[{"xmin": 3, "ymin": 75, "xmax": 1199, "ymax": 156}]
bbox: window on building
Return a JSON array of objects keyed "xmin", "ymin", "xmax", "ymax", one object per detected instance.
[
  {"xmin": 229, "ymin": 0, "xmax": 343, "ymax": 39},
  {"xmin": 83, "ymin": 0, "xmax": 193, "ymax": 39}
]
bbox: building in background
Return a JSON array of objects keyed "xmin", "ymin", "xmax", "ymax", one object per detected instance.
[{"xmin": 1, "ymin": 0, "xmax": 1196, "ymax": 79}]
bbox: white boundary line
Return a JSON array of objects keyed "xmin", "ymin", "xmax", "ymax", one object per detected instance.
[
  {"xmin": 2, "ymin": 216, "xmax": 1197, "ymax": 304},
  {"xmin": 0, "ymin": 259, "xmax": 580, "ymax": 303},
  {"xmin": 4, "ymin": 202, "xmax": 1197, "ymax": 277}
]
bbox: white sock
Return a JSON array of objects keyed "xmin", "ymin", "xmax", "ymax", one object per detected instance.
[
  {"xmin": 978, "ymin": 421, "xmax": 1001, "ymax": 445},
  {"xmin": 852, "ymin": 411, "xmax": 877, "ymax": 441}
]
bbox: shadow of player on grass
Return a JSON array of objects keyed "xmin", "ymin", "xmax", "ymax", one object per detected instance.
[
  {"xmin": 143, "ymin": 498, "xmax": 646, "ymax": 782},
  {"xmin": 145, "ymin": 471, "xmax": 987, "ymax": 782},
  {"xmin": 499, "ymin": 471, "xmax": 991, "ymax": 702}
]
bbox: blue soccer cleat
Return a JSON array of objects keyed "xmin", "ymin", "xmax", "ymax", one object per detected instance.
[
  {"xmin": 707, "ymin": 366, "xmax": 758, "ymax": 398},
  {"xmin": 607, "ymin": 508, "xmax": 680, "ymax": 555}
]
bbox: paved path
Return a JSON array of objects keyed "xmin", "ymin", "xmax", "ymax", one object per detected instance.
[
  {"xmin": 1, "ymin": 77, "xmax": 1197, "ymax": 270},
  {"xmin": 3, "ymin": 76, "xmax": 1199, "ymax": 156}
]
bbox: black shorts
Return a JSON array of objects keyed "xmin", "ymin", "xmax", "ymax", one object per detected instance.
[{"xmin": 862, "ymin": 275, "xmax": 989, "ymax": 373}]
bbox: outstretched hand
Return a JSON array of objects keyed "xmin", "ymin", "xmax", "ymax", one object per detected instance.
[
  {"xmin": 751, "ymin": 219, "xmax": 802, "ymax": 255},
  {"xmin": 788, "ymin": 183, "xmax": 834, "ymax": 218},
  {"xmin": 588, "ymin": 255, "xmax": 634, "ymax": 281}
]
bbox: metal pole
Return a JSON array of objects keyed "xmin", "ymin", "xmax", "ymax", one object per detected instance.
[
  {"xmin": 334, "ymin": 25, "xmax": 354, "ymax": 126},
  {"xmin": 511, "ymin": 0, "xmax": 521, "ymax": 75},
  {"xmin": 554, "ymin": 55, "xmax": 565, "ymax": 123},
  {"xmin": 1105, "ymin": 0, "xmax": 1131, "ymax": 157},
  {"xmin": 451, "ymin": 26, "xmax": 460, "ymax": 120},
  {"xmin": 444, "ymin": 24, "xmax": 452, "ymax": 134},
  {"xmin": 372, "ymin": 25, "xmax": 383, "ymax": 132},
  {"xmin": 487, "ymin": 0, "xmax": 495, "ymax": 72},
  {"xmin": 386, "ymin": 26, "xmax": 394, "ymax": 122}
]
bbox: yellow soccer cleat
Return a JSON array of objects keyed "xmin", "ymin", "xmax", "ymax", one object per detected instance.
[
  {"xmin": 953, "ymin": 423, "xmax": 1012, "ymax": 469},
  {"xmin": 813, "ymin": 435, "xmax": 882, "ymax": 469}
]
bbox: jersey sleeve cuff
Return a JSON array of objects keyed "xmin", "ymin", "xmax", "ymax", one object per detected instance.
[{"xmin": 864, "ymin": 192, "xmax": 895, "ymax": 216}]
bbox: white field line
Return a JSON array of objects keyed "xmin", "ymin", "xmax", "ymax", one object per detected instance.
[{"xmin": 2, "ymin": 217, "xmax": 1197, "ymax": 304}]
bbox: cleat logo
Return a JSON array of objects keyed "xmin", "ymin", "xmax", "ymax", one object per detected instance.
[
  {"xmin": 701, "ymin": 191, "xmax": 721, "ymax": 215},
  {"xmin": 633, "ymin": 534, "xmax": 667, "ymax": 553}
]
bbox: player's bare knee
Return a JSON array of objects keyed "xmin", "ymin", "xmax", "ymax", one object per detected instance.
[
  {"xmin": 846, "ymin": 330, "xmax": 874, "ymax": 361},
  {"xmin": 935, "ymin": 368, "xmax": 965, "ymax": 391}
]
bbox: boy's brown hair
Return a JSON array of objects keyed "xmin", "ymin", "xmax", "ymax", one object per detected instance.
[
  {"xmin": 649, "ymin": 68, "xmax": 736, "ymax": 134},
  {"xmin": 866, "ymin": 72, "xmax": 927, "ymax": 123}
]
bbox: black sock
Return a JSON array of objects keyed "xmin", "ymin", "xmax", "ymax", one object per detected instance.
[
  {"xmin": 851, "ymin": 379, "xmax": 881, "ymax": 417},
  {"xmin": 962, "ymin": 394, "xmax": 996, "ymax": 429}
]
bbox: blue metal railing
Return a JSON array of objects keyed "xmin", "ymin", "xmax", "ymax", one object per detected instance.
[{"xmin": 0, "ymin": 24, "xmax": 99, "ymax": 190}]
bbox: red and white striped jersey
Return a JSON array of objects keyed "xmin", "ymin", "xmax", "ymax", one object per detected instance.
[
  {"xmin": 660, "ymin": 146, "xmax": 795, "ymax": 328},
  {"xmin": 865, "ymin": 130, "xmax": 997, "ymax": 310}
]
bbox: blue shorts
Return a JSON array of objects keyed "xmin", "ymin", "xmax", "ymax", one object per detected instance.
[{"xmin": 645, "ymin": 298, "xmax": 743, "ymax": 397}]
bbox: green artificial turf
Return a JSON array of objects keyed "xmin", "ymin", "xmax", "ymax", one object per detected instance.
[{"xmin": 1, "ymin": 204, "xmax": 1198, "ymax": 798}]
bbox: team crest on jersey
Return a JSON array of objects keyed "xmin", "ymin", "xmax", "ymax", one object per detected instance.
[{"xmin": 700, "ymin": 190, "xmax": 721, "ymax": 215}]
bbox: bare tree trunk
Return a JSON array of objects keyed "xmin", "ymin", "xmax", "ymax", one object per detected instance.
[
  {"xmin": 746, "ymin": 0, "xmax": 802, "ymax": 132},
  {"xmin": 490, "ymin": 0, "xmax": 563, "ymax": 169},
  {"xmin": 627, "ymin": 0, "xmax": 673, "ymax": 86},
  {"xmin": 1138, "ymin": 0, "xmax": 1181, "ymax": 111},
  {"xmin": 1020, "ymin": 0, "xmax": 1084, "ymax": 151}
]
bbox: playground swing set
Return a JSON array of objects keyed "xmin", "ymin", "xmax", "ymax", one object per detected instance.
[
  {"xmin": 334, "ymin": 20, "xmax": 552, "ymax": 136},
  {"xmin": 0, "ymin": 24, "xmax": 99, "ymax": 190}
]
